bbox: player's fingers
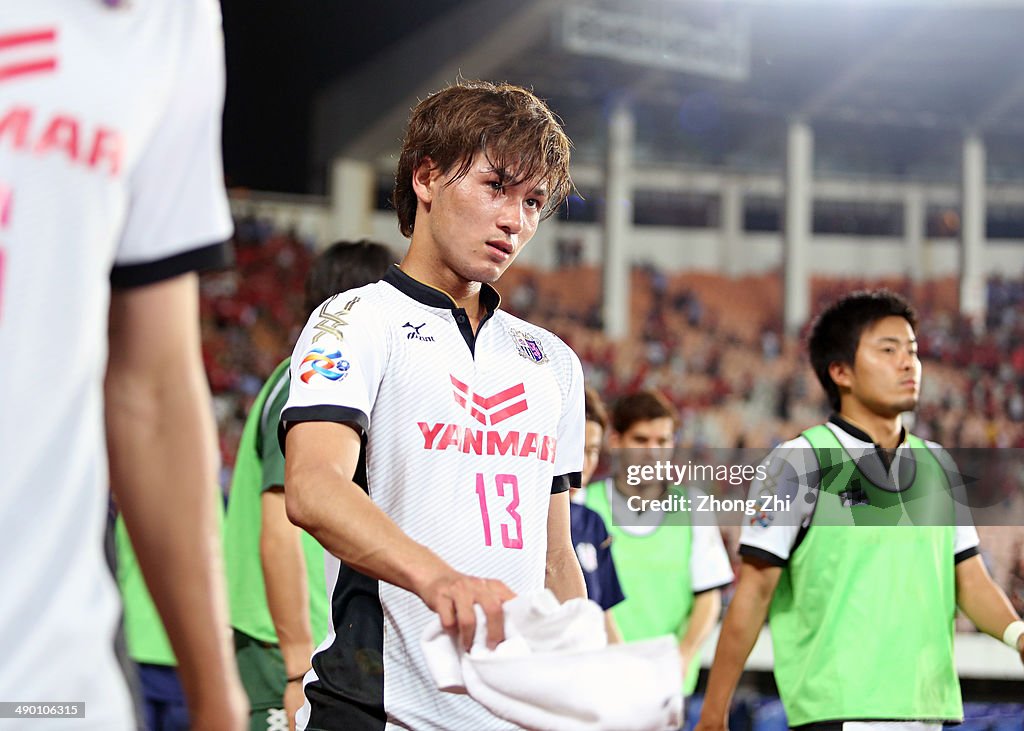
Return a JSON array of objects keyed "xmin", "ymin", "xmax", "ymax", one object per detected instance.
[
  {"xmin": 435, "ymin": 593, "xmax": 456, "ymax": 631},
  {"xmin": 481, "ymin": 595, "xmax": 506, "ymax": 649},
  {"xmin": 493, "ymin": 580, "xmax": 516, "ymax": 602},
  {"xmin": 452, "ymin": 588, "xmax": 477, "ymax": 651}
]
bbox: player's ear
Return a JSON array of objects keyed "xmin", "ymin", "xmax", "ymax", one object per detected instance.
[
  {"xmin": 412, "ymin": 156, "xmax": 440, "ymax": 205},
  {"xmin": 828, "ymin": 360, "xmax": 854, "ymax": 390},
  {"xmin": 607, "ymin": 430, "xmax": 622, "ymax": 449}
]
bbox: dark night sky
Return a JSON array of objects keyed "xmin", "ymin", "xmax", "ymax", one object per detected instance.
[{"xmin": 219, "ymin": 1, "xmax": 466, "ymax": 194}]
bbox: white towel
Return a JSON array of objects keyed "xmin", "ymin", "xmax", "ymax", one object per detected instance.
[{"xmin": 421, "ymin": 590, "xmax": 684, "ymax": 731}]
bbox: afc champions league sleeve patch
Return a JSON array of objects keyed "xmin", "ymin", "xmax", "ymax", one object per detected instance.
[
  {"xmin": 509, "ymin": 328, "xmax": 548, "ymax": 364},
  {"xmin": 299, "ymin": 347, "xmax": 350, "ymax": 386}
]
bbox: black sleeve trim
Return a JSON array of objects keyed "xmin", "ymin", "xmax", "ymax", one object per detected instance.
[
  {"xmin": 110, "ymin": 241, "xmax": 232, "ymax": 288},
  {"xmin": 739, "ymin": 544, "xmax": 788, "ymax": 568},
  {"xmin": 693, "ymin": 581, "xmax": 732, "ymax": 596},
  {"xmin": 278, "ymin": 405, "xmax": 369, "ymax": 456},
  {"xmin": 954, "ymin": 545, "xmax": 980, "ymax": 565},
  {"xmin": 551, "ymin": 472, "xmax": 580, "ymax": 494}
]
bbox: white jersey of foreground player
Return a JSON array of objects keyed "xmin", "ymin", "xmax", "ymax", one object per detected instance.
[{"xmin": 0, "ymin": 1, "xmax": 231, "ymax": 728}]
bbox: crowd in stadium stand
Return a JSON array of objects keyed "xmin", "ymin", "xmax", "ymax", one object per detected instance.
[
  {"xmin": 200, "ymin": 219, "xmax": 1024, "ymax": 620},
  {"xmin": 201, "ymin": 217, "xmax": 315, "ymax": 474}
]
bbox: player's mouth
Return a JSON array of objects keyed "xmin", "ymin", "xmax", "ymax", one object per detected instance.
[{"xmin": 485, "ymin": 240, "xmax": 514, "ymax": 260}]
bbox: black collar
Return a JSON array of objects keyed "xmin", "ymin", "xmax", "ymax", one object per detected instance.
[
  {"xmin": 827, "ymin": 413, "xmax": 906, "ymax": 447},
  {"xmin": 382, "ymin": 265, "xmax": 501, "ymax": 313}
]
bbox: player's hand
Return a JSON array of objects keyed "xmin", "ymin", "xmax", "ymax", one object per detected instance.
[
  {"xmin": 284, "ymin": 678, "xmax": 305, "ymax": 731},
  {"xmin": 1017, "ymin": 632, "xmax": 1024, "ymax": 666},
  {"xmin": 421, "ymin": 572, "xmax": 516, "ymax": 651}
]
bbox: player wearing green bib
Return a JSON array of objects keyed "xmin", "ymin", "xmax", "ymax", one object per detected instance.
[
  {"xmin": 223, "ymin": 241, "xmax": 395, "ymax": 731},
  {"xmin": 584, "ymin": 390, "xmax": 733, "ymax": 698},
  {"xmin": 697, "ymin": 291, "xmax": 1024, "ymax": 731}
]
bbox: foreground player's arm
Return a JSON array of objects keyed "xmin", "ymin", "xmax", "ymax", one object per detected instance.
[
  {"xmin": 604, "ymin": 612, "xmax": 623, "ymax": 644},
  {"xmin": 956, "ymin": 554, "xmax": 1024, "ymax": 662},
  {"xmin": 679, "ymin": 589, "xmax": 721, "ymax": 678},
  {"xmin": 695, "ymin": 558, "xmax": 781, "ymax": 730},
  {"xmin": 261, "ymin": 488, "xmax": 313, "ymax": 729},
  {"xmin": 285, "ymin": 421, "xmax": 514, "ymax": 650},
  {"xmin": 544, "ymin": 350, "xmax": 587, "ymax": 604},
  {"xmin": 106, "ymin": 274, "xmax": 246, "ymax": 730},
  {"xmin": 545, "ymin": 490, "xmax": 587, "ymax": 603}
]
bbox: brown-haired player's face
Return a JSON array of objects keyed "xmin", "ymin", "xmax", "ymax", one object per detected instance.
[
  {"xmin": 417, "ymin": 151, "xmax": 548, "ymax": 284},
  {"xmin": 840, "ymin": 315, "xmax": 921, "ymax": 418},
  {"xmin": 610, "ymin": 417, "xmax": 675, "ymax": 489},
  {"xmin": 581, "ymin": 420, "xmax": 604, "ymax": 487}
]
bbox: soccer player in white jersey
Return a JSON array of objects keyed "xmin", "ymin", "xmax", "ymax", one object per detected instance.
[
  {"xmin": 0, "ymin": 2, "xmax": 245, "ymax": 729},
  {"xmin": 281, "ymin": 80, "xmax": 587, "ymax": 730}
]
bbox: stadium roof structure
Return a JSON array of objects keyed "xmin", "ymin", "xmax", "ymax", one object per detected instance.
[{"xmin": 311, "ymin": 0, "xmax": 1024, "ymax": 188}]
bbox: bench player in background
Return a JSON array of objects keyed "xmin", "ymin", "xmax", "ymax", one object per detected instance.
[
  {"xmin": 0, "ymin": 1, "xmax": 245, "ymax": 728},
  {"xmin": 583, "ymin": 389, "xmax": 733, "ymax": 703},
  {"xmin": 697, "ymin": 290, "xmax": 1024, "ymax": 731},
  {"xmin": 571, "ymin": 386, "xmax": 625, "ymax": 642}
]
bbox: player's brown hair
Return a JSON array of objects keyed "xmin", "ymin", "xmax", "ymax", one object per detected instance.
[
  {"xmin": 611, "ymin": 390, "xmax": 679, "ymax": 435},
  {"xmin": 303, "ymin": 240, "xmax": 397, "ymax": 314},
  {"xmin": 584, "ymin": 385, "xmax": 609, "ymax": 431},
  {"xmin": 392, "ymin": 80, "xmax": 573, "ymax": 238}
]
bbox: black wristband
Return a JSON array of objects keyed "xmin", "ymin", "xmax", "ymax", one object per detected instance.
[{"xmin": 286, "ymin": 668, "xmax": 310, "ymax": 683}]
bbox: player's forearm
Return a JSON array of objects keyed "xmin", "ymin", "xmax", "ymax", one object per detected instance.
[
  {"xmin": 956, "ymin": 556, "xmax": 1020, "ymax": 640},
  {"xmin": 700, "ymin": 575, "xmax": 774, "ymax": 721},
  {"xmin": 261, "ymin": 491, "xmax": 315, "ymax": 676},
  {"xmin": 604, "ymin": 611, "xmax": 623, "ymax": 644},
  {"xmin": 679, "ymin": 589, "xmax": 721, "ymax": 661},
  {"xmin": 285, "ymin": 462, "xmax": 454, "ymax": 600},
  {"xmin": 106, "ymin": 352, "xmax": 239, "ymax": 710},
  {"xmin": 545, "ymin": 545, "xmax": 587, "ymax": 602}
]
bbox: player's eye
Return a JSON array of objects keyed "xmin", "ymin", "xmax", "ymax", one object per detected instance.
[{"xmin": 488, "ymin": 180, "xmax": 504, "ymax": 193}]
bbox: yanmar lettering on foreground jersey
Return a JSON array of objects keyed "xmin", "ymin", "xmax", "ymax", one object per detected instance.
[
  {"xmin": 0, "ymin": 2, "xmax": 231, "ymax": 728},
  {"xmin": 282, "ymin": 266, "xmax": 585, "ymax": 731}
]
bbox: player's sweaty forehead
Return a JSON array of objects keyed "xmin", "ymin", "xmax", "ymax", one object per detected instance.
[{"xmin": 444, "ymin": 146, "xmax": 565, "ymax": 211}]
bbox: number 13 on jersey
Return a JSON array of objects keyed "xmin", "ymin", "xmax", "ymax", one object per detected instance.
[{"xmin": 475, "ymin": 473, "xmax": 524, "ymax": 549}]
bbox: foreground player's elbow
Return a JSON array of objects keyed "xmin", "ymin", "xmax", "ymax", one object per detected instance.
[{"xmin": 284, "ymin": 470, "xmax": 319, "ymax": 532}]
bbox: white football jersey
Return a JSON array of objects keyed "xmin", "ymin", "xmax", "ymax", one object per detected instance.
[
  {"xmin": 283, "ymin": 266, "xmax": 586, "ymax": 731},
  {"xmin": 0, "ymin": 1, "xmax": 231, "ymax": 727}
]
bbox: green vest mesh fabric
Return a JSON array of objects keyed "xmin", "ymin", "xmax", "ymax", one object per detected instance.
[
  {"xmin": 768, "ymin": 425, "xmax": 961, "ymax": 725},
  {"xmin": 585, "ymin": 480, "xmax": 698, "ymax": 694}
]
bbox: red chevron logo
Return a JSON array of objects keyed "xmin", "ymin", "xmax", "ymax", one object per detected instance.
[
  {"xmin": 451, "ymin": 375, "xmax": 528, "ymax": 426},
  {"xmin": 0, "ymin": 28, "xmax": 58, "ymax": 84}
]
